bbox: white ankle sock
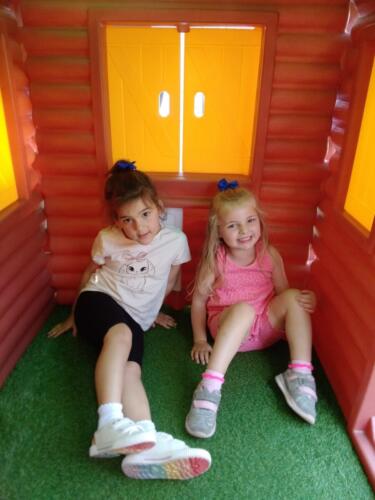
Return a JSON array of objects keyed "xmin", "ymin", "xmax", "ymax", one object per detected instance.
[{"xmin": 98, "ymin": 402, "xmax": 123, "ymax": 429}]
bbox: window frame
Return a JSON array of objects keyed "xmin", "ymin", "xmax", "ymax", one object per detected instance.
[
  {"xmin": 88, "ymin": 7, "xmax": 278, "ymax": 198},
  {"xmin": 334, "ymin": 23, "xmax": 375, "ymax": 254},
  {"xmin": 0, "ymin": 21, "xmax": 32, "ymax": 221}
]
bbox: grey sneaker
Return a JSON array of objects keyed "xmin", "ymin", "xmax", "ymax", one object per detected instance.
[
  {"xmin": 185, "ymin": 385, "xmax": 221, "ymax": 438},
  {"xmin": 275, "ymin": 369, "xmax": 317, "ymax": 424}
]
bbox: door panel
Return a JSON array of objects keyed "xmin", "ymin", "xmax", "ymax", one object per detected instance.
[
  {"xmin": 106, "ymin": 27, "xmax": 179, "ymax": 172},
  {"xmin": 184, "ymin": 28, "xmax": 263, "ymax": 175},
  {"xmin": 106, "ymin": 26, "xmax": 263, "ymax": 175}
]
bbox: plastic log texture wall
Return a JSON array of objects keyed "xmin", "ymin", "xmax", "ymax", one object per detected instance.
[
  {"xmin": 19, "ymin": 0, "xmax": 348, "ymax": 304},
  {"xmin": 0, "ymin": 5, "xmax": 53, "ymax": 386},
  {"xmin": 3, "ymin": 0, "xmax": 374, "ymax": 485},
  {"xmin": 309, "ymin": 0, "xmax": 375, "ymax": 485}
]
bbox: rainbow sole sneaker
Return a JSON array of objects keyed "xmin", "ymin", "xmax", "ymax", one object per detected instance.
[
  {"xmin": 121, "ymin": 432, "xmax": 211, "ymax": 480},
  {"xmin": 89, "ymin": 445, "xmax": 120, "ymax": 459}
]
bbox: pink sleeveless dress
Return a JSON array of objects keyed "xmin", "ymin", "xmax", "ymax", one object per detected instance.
[{"xmin": 207, "ymin": 245, "xmax": 284, "ymax": 351}]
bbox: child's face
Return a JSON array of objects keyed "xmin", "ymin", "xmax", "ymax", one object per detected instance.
[
  {"xmin": 218, "ymin": 201, "xmax": 261, "ymax": 253},
  {"xmin": 115, "ymin": 197, "xmax": 162, "ymax": 245}
]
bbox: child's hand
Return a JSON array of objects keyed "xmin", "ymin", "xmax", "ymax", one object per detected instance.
[
  {"xmin": 296, "ymin": 290, "xmax": 317, "ymax": 314},
  {"xmin": 191, "ymin": 341, "xmax": 212, "ymax": 365},
  {"xmin": 153, "ymin": 312, "xmax": 176, "ymax": 329},
  {"xmin": 47, "ymin": 313, "xmax": 76, "ymax": 338}
]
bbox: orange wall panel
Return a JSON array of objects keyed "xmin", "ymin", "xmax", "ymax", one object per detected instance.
[
  {"xmin": 34, "ymin": 108, "xmax": 93, "ymax": 130},
  {"xmin": 21, "ymin": 28, "xmax": 89, "ymax": 56},
  {"xmin": 31, "ymin": 83, "xmax": 92, "ymax": 106}
]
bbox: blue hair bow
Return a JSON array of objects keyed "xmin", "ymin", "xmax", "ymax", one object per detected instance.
[
  {"xmin": 115, "ymin": 160, "xmax": 136, "ymax": 171},
  {"xmin": 217, "ymin": 178, "xmax": 239, "ymax": 191}
]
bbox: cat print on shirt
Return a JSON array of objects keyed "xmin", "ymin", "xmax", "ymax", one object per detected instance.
[{"xmin": 118, "ymin": 251, "xmax": 155, "ymax": 291}]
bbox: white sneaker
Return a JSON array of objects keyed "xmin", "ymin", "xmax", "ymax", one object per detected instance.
[
  {"xmin": 135, "ymin": 420, "xmax": 156, "ymax": 433},
  {"xmin": 121, "ymin": 432, "xmax": 212, "ymax": 480},
  {"xmin": 91, "ymin": 418, "xmax": 156, "ymax": 457},
  {"xmin": 89, "ymin": 445, "xmax": 120, "ymax": 459}
]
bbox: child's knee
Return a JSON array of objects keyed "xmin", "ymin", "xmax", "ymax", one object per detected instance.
[
  {"xmin": 124, "ymin": 361, "xmax": 142, "ymax": 378},
  {"xmin": 104, "ymin": 323, "xmax": 132, "ymax": 348},
  {"xmin": 235, "ymin": 301, "xmax": 256, "ymax": 318},
  {"xmin": 282, "ymin": 288, "xmax": 301, "ymax": 305},
  {"xmin": 232, "ymin": 302, "xmax": 255, "ymax": 314},
  {"xmin": 228, "ymin": 302, "xmax": 256, "ymax": 328}
]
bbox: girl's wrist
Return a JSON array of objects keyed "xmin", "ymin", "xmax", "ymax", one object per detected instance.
[{"xmin": 194, "ymin": 338, "xmax": 207, "ymax": 345}]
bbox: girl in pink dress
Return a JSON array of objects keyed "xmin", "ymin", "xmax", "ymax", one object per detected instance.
[{"xmin": 185, "ymin": 179, "xmax": 317, "ymax": 438}]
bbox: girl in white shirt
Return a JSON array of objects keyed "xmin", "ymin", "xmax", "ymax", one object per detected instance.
[{"xmin": 48, "ymin": 160, "xmax": 211, "ymax": 480}]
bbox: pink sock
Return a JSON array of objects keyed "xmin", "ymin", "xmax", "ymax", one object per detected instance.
[
  {"xmin": 288, "ymin": 360, "xmax": 313, "ymax": 374},
  {"xmin": 201, "ymin": 369, "xmax": 225, "ymax": 392}
]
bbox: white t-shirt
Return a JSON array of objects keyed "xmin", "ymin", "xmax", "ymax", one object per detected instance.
[{"xmin": 82, "ymin": 224, "xmax": 191, "ymax": 330}]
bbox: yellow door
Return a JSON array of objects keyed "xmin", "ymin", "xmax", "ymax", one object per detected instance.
[
  {"xmin": 106, "ymin": 26, "xmax": 262, "ymax": 175},
  {"xmin": 184, "ymin": 28, "xmax": 262, "ymax": 175},
  {"xmin": 106, "ymin": 27, "xmax": 179, "ymax": 172}
]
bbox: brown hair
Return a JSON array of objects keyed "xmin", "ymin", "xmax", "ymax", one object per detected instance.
[{"xmin": 105, "ymin": 160, "xmax": 163, "ymax": 218}]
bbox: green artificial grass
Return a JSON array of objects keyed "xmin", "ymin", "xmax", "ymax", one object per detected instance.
[{"xmin": 0, "ymin": 306, "xmax": 373, "ymax": 500}]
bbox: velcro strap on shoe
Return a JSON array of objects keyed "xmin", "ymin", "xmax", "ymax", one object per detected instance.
[
  {"xmin": 299, "ymin": 385, "xmax": 318, "ymax": 401},
  {"xmin": 193, "ymin": 400, "xmax": 218, "ymax": 413}
]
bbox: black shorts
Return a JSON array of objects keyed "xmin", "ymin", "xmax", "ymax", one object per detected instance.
[{"xmin": 74, "ymin": 291, "xmax": 144, "ymax": 366}]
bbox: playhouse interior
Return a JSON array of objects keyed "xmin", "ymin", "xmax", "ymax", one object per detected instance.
[{"xmin": 0, "ymin": 0, "xmax": 374, "ymax": 488}]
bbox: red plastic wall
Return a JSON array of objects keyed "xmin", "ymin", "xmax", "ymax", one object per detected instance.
[
  {"xmin": 309, "ymin": 1, "xmax": 375, "ymax": 484},
  {"xmin": 19, "ymin": 0, "xmax": 348, "ymax": 304},
  {"xmin": 0, "ymin": 5, "xmax": 53, "ymax": 386},
  {"xmin": 1, "ymin": 0, "xmax": 374, "ymax": 487}
]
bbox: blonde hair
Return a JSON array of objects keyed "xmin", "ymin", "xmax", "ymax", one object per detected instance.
[{"xmin": 195, "ymin": 187, "xmax": 268, "ymax": 295}]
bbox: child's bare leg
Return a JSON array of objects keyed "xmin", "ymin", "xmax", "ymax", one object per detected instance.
[
  {"xmin": 267, "ymin": 289, "xmax": 312, "ymax": 361},
  {"xmin": 186, "ymin": 302, "xmax": 255, "ymax": 438},
  {"xmin": 268, "ymin": 289, "xmax": 317, "ymax": 424},
  {"xmin": 208, "ymin": 302, "xmax": 256, "ymax": 373},
  {"xmin": 91, "ymin": 325, "xmax": 156, "ymax": 457},
  {"xmin": 95, "ymin": 323, "xmax": 132, "ymax": 404},
  {"xmin": 121, "ymin": 361, "xmax": 152, "ymax": 421}
]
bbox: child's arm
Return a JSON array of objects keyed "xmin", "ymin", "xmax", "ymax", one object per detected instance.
[
  {"xmin": 269, "ymin": 245, "xmax": 317, "ymax": 313},
  {"xmin": 269, "ymin": 245, "xmax": 289, "ymax": 294},
  {"xmin": 191, "ymin": 288, "xmax": 212, "ymax": 364},
  {"xmin": 47, "ymin": 261, "xmax": 99, "ymax": 338},
  {"xmin": 165, "ymin": 264, "xmax": 181, "ymax": 297}
]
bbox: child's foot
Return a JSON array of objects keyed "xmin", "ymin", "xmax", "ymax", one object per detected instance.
[
  {"xmin": 121, "ymin": 432, "xmax": 211, "ymax": 479},
  {"xmin": 275, "ymin": 369, "xmax": 317, "ymax": 424},
  {"xmin": 92, "ymin": 417, "xmax": 156, "ymax": 456},
  {"xmin": 185, "ymin": 385, "xmax": 221, "ymax": 438}
]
